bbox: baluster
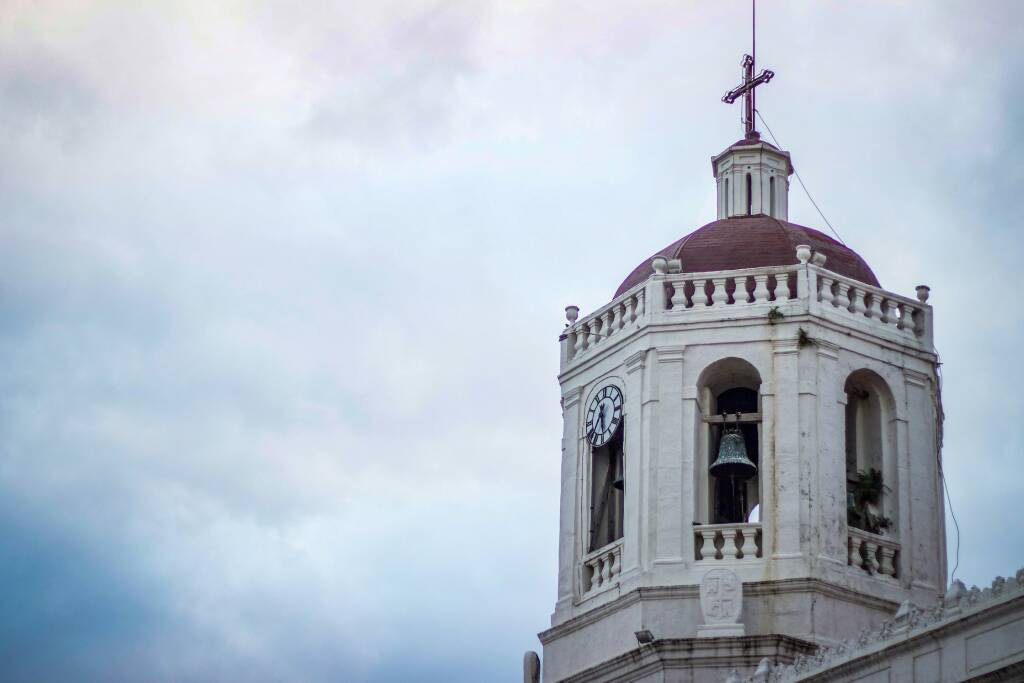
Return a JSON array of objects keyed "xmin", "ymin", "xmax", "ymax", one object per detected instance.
[
  {"xmin": 882, "ymin": 299, "xmax": 899, "ymax": 326},
  {"xmin": 692, "ymin": 280, "xmax": 708, "ymax": 307},
  {"xmin": 601, "ymin": 555, "xmax": 612, "ymax": 585},
  {"xmin": 905, "ymin": 305, "xmax": 921, "ymax": 335},
  {"xmin": 864, "ymin": 540, "xmax": 880, "ymax": 573},
  {"xmin": 835, "ymin": 283, "xmax": 852, "ymax": 312},
  {"xmin": 752, "ymin": 274, "xmax": 769, "ymax": 303},
  {"xmin": 634, "ymin": 291, "xmax": 645, "ymax": 323},
  {"xmin": 740, "ymin": 276, "xmax": 753, "ymax": 303},
  {"xmin": 879, "ymin": 546, "xmax": 896, "ymax": 577},
  {"xmin": 849, "ymin": 536, "xmax": 864, "ymax": 569},
  {"xmin": 670, "ymin": 279, "xmax": 688, "ymax": 308},
  {"xmin": 711, "ymin": 277, "xmax": 728, "ymax": 306},
  {"xmin": 852, "ymin": 288, "xmax": 868, "ymax": 316},
  {"xmin": 588, "ymin": 319, "xmax": 600, "ymax": 348},
  {"xmin": 698, "ymin": 529, "xmax": 716, "ymax": 560},
  {"xmin": 602, "ymin": 310, "xmax": 615, "ymax": 339},
  {"xmin": 566, "ymin": 330, "xmax": 577, "ymax": 360},
  {"xmin": 819, "ymin": 276, "xmax": 834, "ymax": 306},
  {"xmin": 623, "ymin": 295, "xmax": 635, "ymax": 326},
  {"xmin": 575, "ymin": 324, "xmax": 587, "ymax": 355},
  {"xmin": 720, "ymin": 528, "xmax": 737, "ymax": 557},
  {"xmin": 732, "ymin": 528, "xmax": 745, "ymax": 559},
  {"xmin": 867, "ymin": 293, "xmax": 883, "ymax": 320}
]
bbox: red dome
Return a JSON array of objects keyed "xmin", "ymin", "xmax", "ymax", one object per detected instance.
[{"xmin": 614, "ymin": 215, "xmax": 879, "ymax": 298}]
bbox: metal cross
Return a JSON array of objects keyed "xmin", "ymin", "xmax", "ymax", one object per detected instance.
[{"xmin": 722, "ymin": 53, "xmax": 774, "ymax": 138}]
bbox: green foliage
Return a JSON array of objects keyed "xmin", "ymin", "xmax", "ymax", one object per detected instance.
[
  {"xmin": 847, "ymin": 468, "xmax": 892, "ymax": 535},
  {"xmin": 767, "ymin": 306, "xmax": 784, "ymax": 323}
]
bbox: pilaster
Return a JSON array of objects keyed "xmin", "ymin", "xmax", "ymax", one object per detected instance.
[
  {"xmin": 653, "ymin": 347, "xmax": 686, "ymax": 568},
  {"xmin": 770, "ymin": 336, "xmax": 803, "ymax": 568},
  {"xmin": 556, "ymin": 386, "xmax": 585, "ymax": 615}
]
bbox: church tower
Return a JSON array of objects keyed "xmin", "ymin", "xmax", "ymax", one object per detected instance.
[{"xmin": 534, "ymin": 45, "xmax": 945, "ymax": 683}]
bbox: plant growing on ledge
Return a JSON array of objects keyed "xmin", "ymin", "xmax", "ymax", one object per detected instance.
[
  {"xmin": 847, "ymin": 468, "xmax": 892, "ymax": 535},
  {"xmin": 767, "ymin": 306, "xmax": 784, "ymax": 323},
  {"xmin": 797, "ymin": 327, "xmax": 816, "ymax": 348}
]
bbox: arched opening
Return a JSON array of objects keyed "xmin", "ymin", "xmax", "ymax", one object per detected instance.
[
  {"xmin": 769, "ymin": 176, "xmax": 776, "ymax": 217},
  {"xmin": 745, "ymin": 172, "xmax": 752, "ymax": 215},
  {"xmin": 696, "ymin": 358, "xmax": 762, "ymax": 526},
  {"xmin": 589, "ymin": 427, "xmax": 624, "ymax": 552},
  {"xmin": 844, "ymin": 370, "xmax": 896, "ymax": 536}
]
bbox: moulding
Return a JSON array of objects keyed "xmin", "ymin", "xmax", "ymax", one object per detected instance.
[{"xmin": 625, "ymin": 349, "xmax": 647, "ymax": 374}]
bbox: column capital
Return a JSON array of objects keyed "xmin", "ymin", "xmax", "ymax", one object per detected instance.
[
  {"xmin": 656, "ymin": 346, "xmax": 686, "ymax": 364},
  {"xmin": 902, "ymin": 368, "xmax": 931, "ymax": 387},
  {"xmin": 562, "ymin": 386, "xmax": 584, "ymax": 409},
  {"xmin": 625, "ymin": 349, "xmax": 647, "ymax": 374}
]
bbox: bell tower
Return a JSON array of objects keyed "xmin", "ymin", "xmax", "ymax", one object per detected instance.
[{"xmin": 533, "ymin": 18, "xmax": 946, "ymax": 683}]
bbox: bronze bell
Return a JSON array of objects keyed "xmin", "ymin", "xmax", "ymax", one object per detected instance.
[{"xmin": 710, "ymin": 413, "xmax": 757, "ymax": 481}]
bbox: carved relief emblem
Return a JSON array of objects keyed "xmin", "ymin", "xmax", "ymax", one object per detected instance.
[{"xmin": 700, "ymin": 568, "xmax": 743, "ymax": 625}]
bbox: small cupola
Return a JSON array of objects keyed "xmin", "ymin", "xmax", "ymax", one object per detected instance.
[{"xmin": 712, "ymin": 132, "xmax": 794, "ymax": 220}]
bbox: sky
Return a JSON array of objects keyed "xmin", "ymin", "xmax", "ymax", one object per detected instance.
[{"xmin": 1, "ymin": 1, "xmax": 1022, "ymax": 681}]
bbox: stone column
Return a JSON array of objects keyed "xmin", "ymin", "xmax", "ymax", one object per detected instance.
[
  {"xmin": 903, "ymin": 368, "xmax": 943, "ymax": 595},
  {"xmin": 621, "ymin": 349, "xmax": 649, "ymax": 579},
  {"xmin": 555, "ymin": 386, "xmax": 584, "ymax": 613},
  {"xmin": 814, "ymin": 343, "xmax": 846, "ymax": 574},
  {"xmin": 654, "ymin": 347, "xmax": 686, "ymax": 567},
  {"xmin": 770, "ymin": 337, "xmax": 803, "ymax": 571}
]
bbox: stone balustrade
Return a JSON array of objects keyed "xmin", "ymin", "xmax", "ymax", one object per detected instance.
[
  {"xmin": 563, "ymin": 288, "xmax": 645, "ymax": 363},
  {"xmin": 560, "ymin": 250, "xmax": 933, "ymax": 370},
  {"xmin": 664, "ymin": 267, "xmax": 798, "ymax": 309},
  {"xmin": 814, "ymin": 268, "xmax": 926, "ymax": 341},
  {"xmin": 581, "ymin": 541, "xmax": 622, "ymax": 597},
  {"xmin": 695, "ymin": 523, "xmax": 763, "ymax": 561},
  {"xmin": 847, "ymin": 527, "xmax": 899, "ymax": 578}
]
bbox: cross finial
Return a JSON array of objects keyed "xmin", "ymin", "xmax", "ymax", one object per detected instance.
[{"xmin": 721, "ymin": 0, "xmax": 774, "ymax": 138}]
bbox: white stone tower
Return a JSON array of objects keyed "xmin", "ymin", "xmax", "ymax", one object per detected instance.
[{"xmin": 535, "ymin": 135, "xmax": 945, "ymax": 682}]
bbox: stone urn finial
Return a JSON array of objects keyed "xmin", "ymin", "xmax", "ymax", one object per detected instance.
[
  {"xmin": 565, "ymin": 305, "xmax": 580, "ymax": 324},
  {"xmin": 795, "ymin": 244, "xmax": 812, "ymax": 264},
  {"xmin": 811, "ymin": 251, "xmax": 827, "ymax": 266},
  {"xmin": 652, "ymin": 256, "xmax": 668, "ymax": 274},
  {"xmin": 915, "ymin": 285, "xmax": 930, "ymax": 303}
]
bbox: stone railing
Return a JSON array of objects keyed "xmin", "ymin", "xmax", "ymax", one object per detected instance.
[
  {"xmin": 813, "ymin": 267, "xmax": 929, "ymax": 344},
  {"xmin": 562, "ymin": 287, "xmax": 646, "ymax": 364},
  {"xmin": 663, "ymin": 266, "xmax": 799, "ymax": 310},
  {"xmin": 847, "ymin": 528, "xmax": 899, "ymax": 578},
  {"xmin": 581, "ymin": 541, "xmax": 622, "ymax": 597},
  {"xmin": 726, "ymin": 568, "xmax": 1024, "ymax": 682},
  {"xmin": 695, "ymin": 523, "xmax": 763, "ymax": 561},
  {"xmin": 560, "ymin": 246, "xmax": 934, "ymax": 372}
]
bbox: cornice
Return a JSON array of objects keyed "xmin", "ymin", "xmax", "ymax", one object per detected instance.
[{"xmin": 539, "ymin": 578, "xmax": 899, "ymax": 644}]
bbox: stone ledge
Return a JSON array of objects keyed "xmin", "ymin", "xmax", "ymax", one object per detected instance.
[
  {"xmin": 541, "ymin": 578, "xmax": 898, "ymax": 645},
  {"xmin": 559, "ymin": 634, "xmax": 816, "ymax": 683}
]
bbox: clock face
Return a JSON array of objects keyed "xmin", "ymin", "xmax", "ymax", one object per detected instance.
[{"xmin": 586, "ymin": 385, "xmax": 623, "ymax": 447}]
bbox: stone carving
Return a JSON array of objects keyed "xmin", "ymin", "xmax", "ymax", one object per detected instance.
[
  {"xmin": 725, "ymin": 568, "xmax": 1024, "ymax": 682},
  {"xmin": 698, "ymin": 568, "xmax": 745, "ymax": 637}
]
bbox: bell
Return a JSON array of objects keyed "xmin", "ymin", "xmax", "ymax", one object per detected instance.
[{"xmin": 710, "ymin": 423, "xmax": 757, "ymax": 481}]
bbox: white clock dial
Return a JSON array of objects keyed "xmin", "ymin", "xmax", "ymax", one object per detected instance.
[{"xmin": 585, "ymin": 385, "xmax": 623, "ymax": 447}]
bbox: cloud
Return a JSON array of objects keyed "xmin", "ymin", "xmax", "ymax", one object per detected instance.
[{"xmin": 0, "ymin": 2, "xmax": 1022, "ymax": 681}]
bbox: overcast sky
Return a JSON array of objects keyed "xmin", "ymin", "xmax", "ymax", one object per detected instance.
[{"xmin": 1, "ymin": 2, "xmax": 1022, "ymax": 681}]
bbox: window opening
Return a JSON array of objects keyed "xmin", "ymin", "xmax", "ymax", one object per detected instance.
[
  {"xmin": 769, "ymin": 176, "xmax": 776, "ymax": 217},
  {"xmin": 589, "ymin": 428, "xmax": 624, "ymax": 551},
  {"xmin": 745, "ymin": 173, "xmax": 753, "ymax": 215}
]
